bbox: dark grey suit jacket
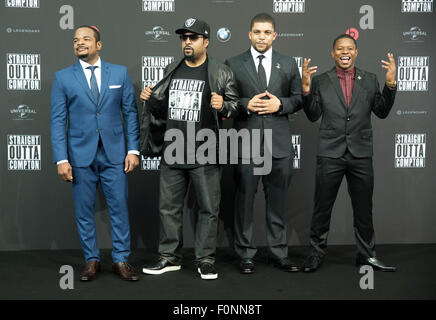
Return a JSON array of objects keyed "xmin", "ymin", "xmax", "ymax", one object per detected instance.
[
  {"xmin": 303, "ymin": 67, "xmax": 396, "ymax": 158},
  {"xmin": 225, "ymin": 49, "xmax": 302, "ymax": 159}
]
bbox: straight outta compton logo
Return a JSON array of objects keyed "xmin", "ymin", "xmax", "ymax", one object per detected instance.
[
  {"xmin": 5, "ymin": 0, "xmax": 40, "ymax": 8},
  {"xmin": 142, "ymin": 56, "xmax": 174, "ymax": 88},
  {"xmin": 397, "ymin": 56, "xmax": 429, "ymax": 91},
  {"xmin": 7, "ymin": 135, "xmax": 41, "ymax": 171},
  {"xmin": 395, "ymin": 134, "xmax": 426, "ymax": 168},
  {"xmin": 293, "ymin": 57, "xmax": 303, "ymax": 77},
  {"xmin": 7, "ymin": 53, "xmax": 41, "ymax": 90},
  {"xmin": 291, "ymin": 135, "xmax": 301, "ymax": 169},
  {"xmin": 141, "ymin": 156, "xmax": 161, "ymax": 171},
  {"xmin": 401, "ymin": 0, "xmax": 433, "ymax": 12},
  {"xmin": 142, "ymin": 0, "xmax": 175, "ymax": 12},
  {"xmin": 273, "ymin": 0, "xmax": 305, "ymax": 13}
]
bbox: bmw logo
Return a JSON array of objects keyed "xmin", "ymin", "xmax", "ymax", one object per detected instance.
[{"xmin": 217, "ymin": 27, "xmax": 231, "ymax": 42}]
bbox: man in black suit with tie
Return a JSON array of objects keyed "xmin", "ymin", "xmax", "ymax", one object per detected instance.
[
  {"xmin": 225, "ymin": 13, "xmax": 302, "ymax": 274},
  {"xmin": 301, "ymin": 34, "xmax": 397, "ymax": 272}
]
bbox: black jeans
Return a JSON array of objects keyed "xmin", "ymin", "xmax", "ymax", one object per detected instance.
[
  {"xmin": 158, "ymin": 164, "xmax": 221, "ymax": 265},
  {"xmin": 309, "ymin": 150, "xmax": 376, "ymax": 260}
]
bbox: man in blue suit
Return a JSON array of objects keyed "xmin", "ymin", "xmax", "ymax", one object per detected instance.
[{"xmin": 50, "ymin": 25, "xmax": 140, "ymax": 281}]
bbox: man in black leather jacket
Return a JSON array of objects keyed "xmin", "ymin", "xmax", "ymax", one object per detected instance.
[{"xmin": 140, "ymin": 18, "xmax": 239, "ymax": 280}]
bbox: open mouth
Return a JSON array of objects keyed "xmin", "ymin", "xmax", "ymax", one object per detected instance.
[{"xmin": 340, "ymin": 56, "xmax": 351, "ymax": 63}]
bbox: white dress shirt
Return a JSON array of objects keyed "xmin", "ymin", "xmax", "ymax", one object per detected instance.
[
  {"xmin": 57, "ymin": 58, "xmax": 138, "ymax": 165},
  {"xmin": 251, "ymin": 46, "xmax": 273, "ymax": 86},
  {"xmin": 79, "ymin": 57, "xmax": 102, "ymax": 92}
]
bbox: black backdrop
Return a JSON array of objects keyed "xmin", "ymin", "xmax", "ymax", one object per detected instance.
[{"xmin": 1, "ymin": 0, "xmax": 435, "ymax": 252}]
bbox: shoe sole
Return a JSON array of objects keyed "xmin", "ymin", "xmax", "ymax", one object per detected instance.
[
  {"xmin": 197, "ymin": 268, "xmax": 218, "ymax": 280},
  {"xmin": 142, "ymin": 265, "xmax": 181, "ymax": 275}
]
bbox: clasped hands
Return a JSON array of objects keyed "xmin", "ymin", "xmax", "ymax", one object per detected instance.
[{"xmin": 247, "ymin": 91, "xmax": 281, "ymax": 115}]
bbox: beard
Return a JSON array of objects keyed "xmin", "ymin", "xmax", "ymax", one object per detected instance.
[{"xmin": 183, "ymin": 47, "xmax": 195, "ymax": 61}]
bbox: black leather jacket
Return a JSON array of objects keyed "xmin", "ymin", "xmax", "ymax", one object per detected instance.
[{"xmin": 140, "ymin": 56, "xmax": 240, "ymax": 157}]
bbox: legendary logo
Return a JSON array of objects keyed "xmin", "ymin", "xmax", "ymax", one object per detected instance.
[
  {"xmin": 6, "ymin": 27, "xmax": 40, "ymax": 33},
  {"xmin": 5, "ymin": 0, "xmax": 40, "ymax": 8},
  {"xmin": 141, "ymin": 156, "xmax": 161, "ymax": 171},
  {"xmin": 291, "ymin": 135, "xmax": 301, "ymax": 169},
  {"xmin": 273, "ymin": 0, "xmax": 305, "ymax": 13},
  {"xmin": 145, "ymin": 26, "xmax": 170, "ymax": 42},
  {"xmin": 395, "ymin": 134, "xmax": 426, "ymax": 168},
  {"xmin": 397, "ymin": 56, "xmax": 429, "ymax": 91},
  {"xmin": 142, "ymin": 0, "xmax": 175, "ymax": 12},
  {"xmin": 217, "ymin": 28, "xmax": 231, "ymax": 42},
  {"xmin": 403, "ymin": 26, "xmax": 427, "ymax": 42},
  {"xmin": 6, "ymin": 53, "xmax": 41, "ymax": 90},
  {"xmin": 401, "ymin": 0, "xmax": 433, "ymax": 12},
  {"xmin": 10, "ymin": 104, "xmax": 36, "ymax": 120},
  {"xmin": 7, "ymin": 134, "xmax": 41, "ymax": 170},
  {"xmin": 142, "ymin": 56, "xmax": 174, "ymax": 88}
]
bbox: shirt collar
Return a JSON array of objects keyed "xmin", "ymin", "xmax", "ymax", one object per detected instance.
[
  {"xmin": 251, "ymin": 46, "xmax": 273, "ymax": 61},
  {"xmin": 336, "ymin": 66, "xmax": 355, "ymax": 78},
  {"xmin": 79, "ymin": 57, "xmax": 101, "ymax": 71}
]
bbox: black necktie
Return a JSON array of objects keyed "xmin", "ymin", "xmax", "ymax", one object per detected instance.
[
  {"xmin": 87, "ymin": 66, "xmax": 99, "ymax": 103},
  {"xmin": 257, "ymin": 55, "xmax": 267, "ymax": 91}
]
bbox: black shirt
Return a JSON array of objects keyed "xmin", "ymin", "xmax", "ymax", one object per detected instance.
[{"xmin": 163, "ymin": 59, "xmax": 215, "ymax": 168}]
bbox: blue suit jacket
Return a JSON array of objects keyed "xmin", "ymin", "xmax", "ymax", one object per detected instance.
[{"xmin": 50, "ymin": 60, "xmax": 139, "ymax": 167}]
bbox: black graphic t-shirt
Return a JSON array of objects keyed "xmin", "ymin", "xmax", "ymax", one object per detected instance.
[{"xmin": 163, "ymin": 59, "xmax": 215, "ymax": 168}]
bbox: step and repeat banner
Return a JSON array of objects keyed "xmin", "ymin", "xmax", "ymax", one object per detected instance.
[{"xmin": 1, "ymin": 0, "xmax": 435, "ymax": 251}]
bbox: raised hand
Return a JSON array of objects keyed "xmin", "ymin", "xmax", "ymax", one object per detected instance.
[
  {"xmin": 302, "ymin": 58, "xmax": 318, "ymax": 92},
  {"xmin": 381, "ymin": 53, "xmax": 396, "ymax": 87}
]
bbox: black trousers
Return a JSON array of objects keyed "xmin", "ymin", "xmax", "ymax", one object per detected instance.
[
  {"xmin": 233, "ymin": 156, "xmax": 293, "ymax": 260},
  {"xmin": 158, "ymin": 164, "xmax": 221, "ymax": 264},
  {"xmin": 309, "ymin": 150, "xmax": 376, "ymax": 259}
]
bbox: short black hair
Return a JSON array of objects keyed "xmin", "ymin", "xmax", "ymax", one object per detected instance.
[
  {"xmin": 250, "ymin": 13, "xmax": 276, "ymax": 31},
  {"xmin": 76, "ymin": 25, "xmax": 101, "ymax": 42},
  {"xmin": 332, "ymin": 34, "xmax": 357, "ymax": 49}
]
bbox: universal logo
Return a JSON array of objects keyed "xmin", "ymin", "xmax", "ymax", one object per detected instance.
[
  {"xmin": 6, "ymin": 27, "xmax": 40, "ymax": 33},
  {"xmin": 217, "ymin": 28, "xmax": 231, "ymax": 42},
  {"xmin": 10, "ymin": 104, "xmax": 36, "ymax": 120},
  {"xmin": 403, "ymin": 27, "xmax": 427, "ymax": 42},
  {"xmin": 5, "ymin": 0, "xmax": 40, "ymax": 8},
  {"xmin": 145, "ymin": 26, "xmax": 170, "ymax": 42}
]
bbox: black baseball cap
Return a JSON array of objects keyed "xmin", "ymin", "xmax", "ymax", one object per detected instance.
[{"xmin": 175, "ymin": 18, "xmax": 210, "ymax": 38}]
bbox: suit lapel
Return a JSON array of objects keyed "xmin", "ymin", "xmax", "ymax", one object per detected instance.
[
  {"xmin": 327, "ymin": 67, "xmax": 347, "ymax": 109},
  {"xmin": 348, "ymin": 67, "xmax": 363, "ymax": 111},
  {"xmin": 267, "ymin": 51, "xmax": 280, "ymax": 92},
  {"xmin": 73, "ymin": 62, "xmax": 95, "ymax": 104},
  {"xmin": 98, "ymin": 60, "xmax": 110, "ymax": 109},
  {"xmin": 242, "ymin": 50, "xmax": 262, "ymax": 92}
]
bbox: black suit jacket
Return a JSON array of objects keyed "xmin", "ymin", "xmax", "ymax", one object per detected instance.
[
  {"xmin": 225, "ymin": 49, "xmax": 302, "ymax": 159},
  {"xmin": 303, "ymin": 67, "xmax": 396, "ymax": 158}
]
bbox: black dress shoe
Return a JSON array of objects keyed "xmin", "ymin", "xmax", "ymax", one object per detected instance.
[
  {"xmin": 239, "ymin": 259, "xmax": 255, "ymax": 274},
  {"xmin": 302, "ymin": 254, "xmax": 324, "ymax": 273},
  {"xmin": 271, "ymin": 257, "xmax": 300, "ymax": 272},
  {"xmin": 356, "ymin": 257, "xmax": 397, "ymax": 272},
  {"xmin": 142, "ymin": 258, "xmax": 181, "ymax": 275}
]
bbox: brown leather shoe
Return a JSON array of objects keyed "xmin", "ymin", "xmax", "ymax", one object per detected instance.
[
  {"xmin": 112, "ymin": 262, "xmax": 140, "ymax": 281},
  {"xmin": 80, "ymin": 261, "xmax": 101, "ymax": 281}
]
